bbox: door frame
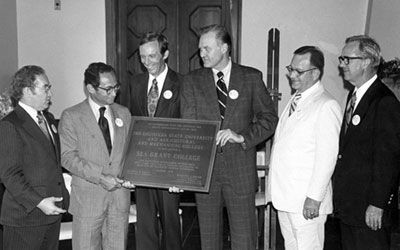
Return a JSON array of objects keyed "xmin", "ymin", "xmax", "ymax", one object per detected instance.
[{"xmin": 105, "ymin": 0, "xmax": 242, "ymax": 75}]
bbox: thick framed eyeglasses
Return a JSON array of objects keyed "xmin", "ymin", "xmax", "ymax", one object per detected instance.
[
  {"xmin": 286, "ymin": 65, "xmax": 316, "ymax": 76},
  {"xmin": 97, "ymin": 84, "xmax": 121, "ymax": 94},
  {"xmin": 338, "ymin": 56, "xmax": 365, "ymax": 65}
]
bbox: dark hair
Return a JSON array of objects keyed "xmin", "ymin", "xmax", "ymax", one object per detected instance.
[
  {"xmin": 345, "ymin": 35, "xmax": 381, "ymax": 70},
  {"xmin": 10, "ymin": 65, "xmax": 46, "ymax": 103},
  {"xmin": 200, "ymin": 24, "xmax": 232, "ymax": 55},
  {"xmin": 294, "ymin": 46, "xmax": 325, "ymax": 80},
  {"xmin": 139, "ymin": 32, "xmax": 169, "ymax": 55},
  {"xmin": 84, "ymin": 62, "xmax": 116, "ymax": 88}
]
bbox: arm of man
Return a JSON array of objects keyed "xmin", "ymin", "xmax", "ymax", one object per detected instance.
[
  {"xmin": 59, "ymin": 110, "xmax": 121, "ymax": 191},
  {"xmin": 218, "ymin": 70, "xmax": 278, "ymax": 148},
  {"xmin": 367, "ymin": 95, "xmax": 400, "ymax": 230},
  {"xmin": 181, "ymin": 74, "xmax": 197, "ymax": 120},
  {"xmin": 303, "ymin": 100, "xmax": 342, "ymax": 220},
  {"xmin": 0, "ymin": 121, "xmax": 62, "ymax": 214}
]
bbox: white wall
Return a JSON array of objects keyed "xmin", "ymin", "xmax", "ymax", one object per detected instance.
[
  {"xmin": 367, "ymin": 0, "xmax": 400, "ymax": 61},
  {"xmin": 17, "ymin": 0, "xmax": 106, "ymax": 117},
  {"xmin": 0, "ymin": 0, "xmax": 18, "ymax": 93},
  {"xmin": 241, "ymin": 0, "xmax": 369, "ymax": 113}
]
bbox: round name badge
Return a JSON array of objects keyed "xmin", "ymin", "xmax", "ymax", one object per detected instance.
[
  {"xmin": 352, "ymin": 115, "xmax": 360, "ymax": 126},
  {"xmin": 115, "ymin": 118, "xmax": 124, "ymax": 127},
  {"xmin": 229, "ymin": 90, "xmax": 239, "ymax": 100},
  {"xmin": 163, "ymin": 90, "xmax": 173, "ymax": 99},
  {"xmin": 51, "ymin": 124, "xmax": 58, "ymax": 134}
]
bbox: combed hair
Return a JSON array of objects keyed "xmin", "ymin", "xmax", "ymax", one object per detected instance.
[
  {"xmin": 84, "ymin": 62, "xmax": 116, "ymax": 88},
  {"xmin": 345, "ymin": 35, "xmax": 381, "ymax": 70},
  {"xmin": 200, "ymin": 24, "xmax": 232, "ymax": 55},
  {"xmin": 139, "ymin": 32, "xmax": 169, "ymax": 55},
  {"xmin": 294, "ymin": 46, "xmax": 325, "ymax": 79}
]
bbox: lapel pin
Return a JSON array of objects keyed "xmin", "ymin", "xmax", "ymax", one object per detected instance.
[
  {"xmin": 352, "ymin": 115, "xmax": 360, "ymax": 126},
  {"xmin": 229, "ymin": 90, "xmax": 239, "ymax": 99},
  {"xmin": 163, "ymin": 90, "xmax": 173, "ymax": 99},
  {"xmin": 115, "ymin": 118, "xmax": 123, "ymax": 127},
  {"xmin": 51, "ymin": 124, "xmax": 58, "ymax": 134}
]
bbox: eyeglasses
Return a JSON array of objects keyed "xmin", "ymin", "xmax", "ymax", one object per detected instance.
[
  {"xmin": 338, "ymin": 56, "xmax": 365, "ymax": 65},
  {"xmin": 96, "ymin": 84, "xmax": 121, "ymax": 94},
  {"xmin": 286, "ymin": 65, "xmax": 316, "ymax": 76}
]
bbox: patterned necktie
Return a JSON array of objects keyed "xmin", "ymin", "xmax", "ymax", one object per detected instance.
[
  {"xmin": 289, "ymin": 93, "xmax": 301, "ymax": 116},
  {"xmin": 99, "ymin": 107, "xmax": 112, "ymax": 154},
  {"xmin": 37, "ymin": 111, "xmax": 52, "ymax": 142},
  {"xmin": 345, "ymin": 92, "xmax": 357, "ymax": 133},
  {"xmin": 216, "ymin": 71, "xmax": 228, "ymax": 120},
  {"xmin": 148, "ymin": 78, "xmax": 159, "ymax": 117}
]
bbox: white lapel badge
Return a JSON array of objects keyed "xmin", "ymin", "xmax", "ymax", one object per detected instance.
[
  {"xmin": 163, "ymin": 90, "xmax": 173, "ymax": 99},
  {"xmin": 229, "ymin": 90, "xmax": 239, "ymax": 100},
  {"xmin": 352, "ymin": 115, "xmax": 360, "ymax": 126},
  {"xmin": 51, "ymin": 124, "xmax": 58, "ymax": 134},
  {"xmin": 115, "ymin": 118, "xmax": 123, "ymax": 127}
]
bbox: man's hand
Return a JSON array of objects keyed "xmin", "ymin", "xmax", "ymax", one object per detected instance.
[
  {"xmin": 99, "ymin": 174, "xmax": 123, "ymax": 191},
  {"xmin": 169, "ymin": 186, "xmax": 184, "ymax": 193},
  {"xmin": 303, "ymin": 197, "xmax": 321, "ymax": 220},
  {"xmin": 37, "ymin": 197, "xmax": 66, "ymax": 215},
  {"xmin": 216, "ymin": 129, "xmax": 244, "ymax": 147},
  {"xmin": 121, "ymin": 180, "xmax": 135, "ymax": 189},
  {"xmin": 365, "ymin": 205, "xmax": 383, "ymax": 230}
]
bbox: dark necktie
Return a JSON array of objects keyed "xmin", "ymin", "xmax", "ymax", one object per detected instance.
[
  {"xmin": 99, "ymin": 107, "xmax": 112, "ymax": 154},
  {"xmin": 37, "ymin": 111, "xmax": 52, "ymax": 142},
  {"xmin": 148, "ymin": 78, "xmax": 159, "ymax": 117},
  {"xmin": 289, "ymin": 93, "xmax": 301, "ymax": 116},
  {"xmin": 216, "ymin": 71, "xmax": 228, "ymax": 120},
  {"xmin": 345, "ymin": 92, "xmax": 357, "ymax": 133}
]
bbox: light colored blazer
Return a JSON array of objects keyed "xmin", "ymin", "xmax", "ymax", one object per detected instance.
[
  {"xmin": 59, "ymin": 99, "xmax": 131, "ymax": 217},
  {"xmin": 269, "ymin": 82, "xmax": 342, "ymax": 214}
]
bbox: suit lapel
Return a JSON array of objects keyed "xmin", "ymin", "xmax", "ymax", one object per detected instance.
[
  {"xmin": 341, "ymin": 80, "xmax": 380, "ymax": 148},
  {"xmin": 223, "ymin": 64, "xmax": 244, "ymax": 125},
  {"xmin": 135, "ymin": 74, "xmax": 149, "ymax": 116},
  {"xmin": 200, "ymin": 69, "xmax": 221, "ymax": 121},
  {"xmin": 155, "ymin": 69, "xmax": 180, "ymax": 116},
  {"xmin": 15, "ymin": 106, "xmax": 57, "ymax": 160}
]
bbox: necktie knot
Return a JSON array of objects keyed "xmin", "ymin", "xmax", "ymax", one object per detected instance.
[
  {"xmin": 289, "ymin": 93, "xmax": 301, "ymax": 116},
  {"xmin": 217, "ymin": 71, "xmax": 224, "ymax": 80},
  {"xmin": 99, "ymin": 107, "xmax": 106, "ymax": 116}
]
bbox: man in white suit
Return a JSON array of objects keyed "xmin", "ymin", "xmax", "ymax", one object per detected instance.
[
  {"xmin": 269, "ymin": 46, "xmax": 342, "ymax": 250},
  {"xmin": 59, "ymin": 62, "xmax": 134, "ymax": 250}
]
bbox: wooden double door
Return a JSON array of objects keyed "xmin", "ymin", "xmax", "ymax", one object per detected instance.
[{"xmin": 106, "ymin": 0, "xmax": 242, "ymax": 105}]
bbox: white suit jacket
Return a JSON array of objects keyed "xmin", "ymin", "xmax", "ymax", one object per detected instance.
[{"xmin": 269, "ymin": 82, "xmax": 342, "ymax": 214}]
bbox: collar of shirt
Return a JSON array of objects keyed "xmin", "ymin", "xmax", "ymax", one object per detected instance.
[
  {"xmin": 352, "ymin": 74, "xmax": 377, "ymax": 109},
  {"xmin": 294, "ymin": 81, "xmax": 321, "ymax": 106},
  {"xmin": 88, "ymin": 96, "xmax": 115, "ymax": 143},
  {"xmin": 212, "ymin": 59, "xmax": 232, "ymax": 89},
  {"xmin": 19, "ymin": 101, "xmax": 41, "ymax": 124},
  {"xmin": 148, "ymin": 64, "xmax": 169, "ymax": 95}
]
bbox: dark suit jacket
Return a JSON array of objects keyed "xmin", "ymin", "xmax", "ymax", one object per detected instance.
[
  {"xmin": 0, "ymin": 105, "xmax": 69, "ymax": 227},
  {"xmin": 127, "ymin": 68, "xmax": 182, "ymax": 118},
  {"xmin": 333, "ymin": 79, "xmax": 400, "ymax": 226},
  {"xmin": 181, "ymin": 63, "xmax": 278, "ymax": 194}
]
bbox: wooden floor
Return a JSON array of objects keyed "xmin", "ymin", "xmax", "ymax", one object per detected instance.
[{"xmin": 59, "ymin": 206, "xmax": 400, "ymax": 250}]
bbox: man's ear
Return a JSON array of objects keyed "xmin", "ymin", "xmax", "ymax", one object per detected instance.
[
  {"xmin": 313, "ymin": 69, "xmax": 321, "ymax": 81},
  {"xmin": 163, "ymin": 50, "xmax": 169, "ymax": 60},
  {"xmin": 221, "ymin": 43, "xmax": 228, "ymax": 54},
  {"xmin": 87, "ymin": 84, "xmax": 96, "ymax": 94}
]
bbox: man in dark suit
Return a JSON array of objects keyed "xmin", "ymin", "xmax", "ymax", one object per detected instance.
[
  {"xmin": 122, "ymin": 32, "xmax": 183, "ymax": 250},
  {"xmin": 333, "ymin": 35, "xmax": 400, "ymax": 250},
  {"xmin": 0, "ymin": 65, "xmax": 69, "ymax": 250},
  {"xmin": 181, "ymin": 25, "xmax": 278, "ymax": 250}
]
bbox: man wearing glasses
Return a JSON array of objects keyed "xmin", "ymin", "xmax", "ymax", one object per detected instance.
[
  {"xmin": 269, "ymin": 46, "xmax": 342, "ymax": 250},
  {"xmin": 333, "ymin": 35, "xmax": 400, "ymax": 250},
  {"xmin": 59, "ymin": 62, "xmax": 134, "ymax": 250},
  {"xmin": 0, "ymin": 65, "xmax": 69, "ymax": 250}
]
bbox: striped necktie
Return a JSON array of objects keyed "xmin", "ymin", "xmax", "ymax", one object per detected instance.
[
  {"xmin": 289, "ymin": 93, "xmax": 301, "ymax": 116},
  {"xmin": 345, "ymin": 92, "xmax": 357, "ymax": 133},
  {"xmin": 37, "ymin": 111, "xmax": 52, "ymax": 142},
  {"xmin": 216, "ymin": 71, "xmax": 228, "ymax": 120}
]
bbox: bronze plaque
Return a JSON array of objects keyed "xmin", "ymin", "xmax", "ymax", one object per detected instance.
[{"xmin": 121, "ymin": 117, "xmax": 220, "ymax": 192}]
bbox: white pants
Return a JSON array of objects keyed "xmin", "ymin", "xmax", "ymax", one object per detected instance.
[{"xmin": 278, "ymin": 211, "xmax": 327, "ymax": 250}]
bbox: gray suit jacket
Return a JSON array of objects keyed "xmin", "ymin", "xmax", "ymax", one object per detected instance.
[
  {"xmin": 181, "ymin": 63, "xmax": 278, "ymax": 194},
  {"xmin": 59, "ymin": 99, "xmax": 131, "ymax": 217}
]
